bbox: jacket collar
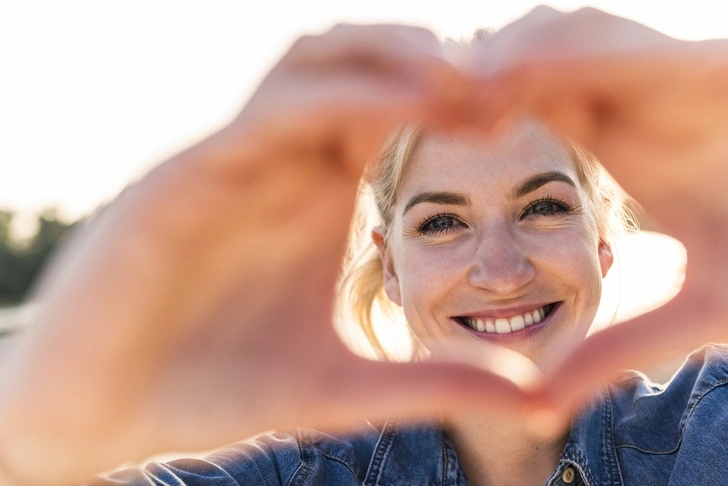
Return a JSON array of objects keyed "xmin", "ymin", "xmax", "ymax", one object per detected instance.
[
  {"xmin": 366, "ymin": 384, "xmax": 621, "ymax": 486},
  {"xmin": 364, "ymin": 415, "xmax": 466, "ymax": 486}
]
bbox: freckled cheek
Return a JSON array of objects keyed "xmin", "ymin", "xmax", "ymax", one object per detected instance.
[
  {"xmin": 526, "ymin": 232, "xmax": 603, "ymax": 302},
  {"xmin": 396, "ymin": 245, "xmax": 466, "ymax": 319},
  {"xmin": 533, "ymin": 236, "xmax": 597, "ymax": 266}
]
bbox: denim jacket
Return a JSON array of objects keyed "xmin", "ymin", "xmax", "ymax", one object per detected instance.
[{"xmin": 93, "ymin": 344, "xmax": 728, "ymax": 485}]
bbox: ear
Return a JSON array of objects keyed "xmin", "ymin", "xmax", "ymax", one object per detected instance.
[
  {"xmin": 372, "ymin": 226, "xmax": 402, "ymax": 306},
  {"xmin": 598, "ymin": 239, "xmax": 614, "ymax": 279}
]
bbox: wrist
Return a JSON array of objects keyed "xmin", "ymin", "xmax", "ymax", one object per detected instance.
[{"xmin": 0, "ymin": 410, "xmax": 46, "ymax": 486}]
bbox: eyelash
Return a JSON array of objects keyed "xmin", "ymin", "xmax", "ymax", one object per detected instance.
[
  {"xmin": 416, "ymin": 197, "xmax": 574, "ymax": 236},
  {"xmin": 417, "ymin": 212, "xmax": 464, "ymax": 236},
  {"xmin": 521, "ymin": 196, "xmax": 573, "ymax": 219}
]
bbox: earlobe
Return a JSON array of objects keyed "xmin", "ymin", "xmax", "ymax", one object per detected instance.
[
  {"xmin": 598, "ymin": 240, "xmax": 614, "ymax": 278},
  {"xmin": 372, "ymin": 227, "xmax": 402, "ymax": 306}
]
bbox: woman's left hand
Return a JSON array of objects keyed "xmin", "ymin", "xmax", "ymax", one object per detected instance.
[
  {"xmin": 468, "ymin": 6, "xmax": 728, "ymax": 415},
  {"xmin": 0, "ymin": 25, "xmax": 533, "ymax": 485}
]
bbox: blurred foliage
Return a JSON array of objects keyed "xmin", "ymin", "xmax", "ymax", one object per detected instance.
[{"xmin": 0, "ymin": 209, "xmax": 78, "ymax": 306}]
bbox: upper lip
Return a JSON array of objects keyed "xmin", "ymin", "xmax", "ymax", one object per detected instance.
[{"xmin": 452, "ymin": 302, "xmax": 557, "ymax": 319}]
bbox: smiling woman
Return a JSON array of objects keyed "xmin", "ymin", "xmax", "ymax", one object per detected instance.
[
  {"xmin": 0, "ymin": 6, "xmax": 728, "ymax": 486},
  {"xmin": 338, "ymin": 121, "xmax": 630, "ymax": 483},
  {"xmin": 341, "ymin": 120, "xmax": 632, "ymax": 367}
]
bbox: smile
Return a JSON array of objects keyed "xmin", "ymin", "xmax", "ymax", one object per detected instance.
[{"xmin": 454, "ymin": 303, "xmax": 558, "ymax": 334}]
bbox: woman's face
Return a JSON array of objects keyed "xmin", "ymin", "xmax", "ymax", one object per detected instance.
[{"xmin": 378, "ymin": 123, "xmax": 613, "ymax": 364}]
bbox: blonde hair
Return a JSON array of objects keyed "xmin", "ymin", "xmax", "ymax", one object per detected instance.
[
  {"xmin": 336, "ymin": 122, "xmax": 635, "ymax": 361},
  {"xmin": 336, "ymin": 125, "xmax": 422, "ymax": 360}
]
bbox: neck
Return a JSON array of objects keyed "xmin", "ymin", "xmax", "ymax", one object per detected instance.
[{"xmin": 445, "ymin": 412, "xmax": 570, "ymax": 486}]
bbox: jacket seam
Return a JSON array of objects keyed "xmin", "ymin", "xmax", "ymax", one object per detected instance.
[
  {"xmin": 314, "ymin": 449, "xmax": 361, "ymax": 482},
  {"xmin": 441, "ymin": 429, "xmax": 449, "ymax": 486},
  {"xmin": 441, "ymin": 428, "xmax": 463, "ymax": 486},
  {"xmin": 299, "ymin": 428, "xmax": 363, "ymax": 481},
  {"xmin": 288, "ymin": 428, "xmax": 314, "ymax": 486},
  {"xmin": 364, "ymin": 415, "xmax": 398, "ymax": 486},
  {"xmin": 602, "ymin": 383, "xmax": 625, "ymax": 486}
]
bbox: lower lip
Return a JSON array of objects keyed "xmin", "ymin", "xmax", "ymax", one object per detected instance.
[{"xmin": 452, "ymin": 302, "xmax": 561, "ymax": 343}]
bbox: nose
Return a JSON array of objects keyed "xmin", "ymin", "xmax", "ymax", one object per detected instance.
[{"xmin": 467, "ymin": 222, "xmax": 536, "ymax": 296}]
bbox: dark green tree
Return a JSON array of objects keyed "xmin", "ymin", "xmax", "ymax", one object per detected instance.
[{"xmin": 0, "ymin": 209, "xmax": 77, "ymax": 306}]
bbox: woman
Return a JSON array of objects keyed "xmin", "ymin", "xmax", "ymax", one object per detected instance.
[
  {"xmin": 338, "ymin": 119, "xmax": 626, "ymax": 485},
  {"xmin": 0, "ymin": 7, "xmax": 727, "ymax": 485}
]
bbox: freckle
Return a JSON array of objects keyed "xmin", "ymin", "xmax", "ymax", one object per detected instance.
[{"xmin": 591, "ymin": 96, "xmax": 616, "ymax": 128}]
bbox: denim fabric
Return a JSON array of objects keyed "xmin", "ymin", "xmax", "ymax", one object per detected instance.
[{"xmin": 92, "ymin": 344, "xmax": 728, "ymax": 486}]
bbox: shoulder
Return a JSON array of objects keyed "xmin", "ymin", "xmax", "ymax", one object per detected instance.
[
  {"xmin": 92, "ymin": 417, "xmax": 455, "ymax": 486},
  {"xmin": 94, "ymin": 424, "xmax": 381, "ymax": 486},
  {"xmin": 608, "ymin": 343, "xmax": 728, "ymax": 435},
  {"xmin": 606, "ymin": 344, "xmax": 728, "ymax": 484}
]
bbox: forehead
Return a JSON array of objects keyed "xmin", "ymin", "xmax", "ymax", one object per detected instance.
[{"xmin": 400, "ymin": 122, "xmax": 579, "ymax": 196}]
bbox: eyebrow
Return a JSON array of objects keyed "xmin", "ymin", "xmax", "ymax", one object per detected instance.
[
  {"xmin": 403, "ymin": 191, "xmax": 470, "ymax": 216},
  {"xmin": 402, "ymin": 171, "xmax": 577, "ymax": 216},
  {"xmin": 512, "ymin": 171, "xmax": 576, "ymax": 199}
]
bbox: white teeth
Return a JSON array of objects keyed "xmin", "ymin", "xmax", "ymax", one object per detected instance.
[
  {"xmin": 476, "ymin": 319, "xmax": 485, "ymax": 332},
  {"xmin": 461, "ymin": 305, "xmax": 552, "ymax": 334},
  {"xmin": 510, "ymin": 315, "xmax": 525, "ymax": 331},
  {"xmin": 495, "ymin": 318, "xmax": 511, "ymax": 334}
]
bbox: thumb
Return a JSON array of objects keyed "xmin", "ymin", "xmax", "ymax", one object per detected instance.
[
  {"xmin": 540, "ymin": 286, "xmax": 724, "ymax": 419},
  {"xmin": 326, "ymin": 344, "xmax": 541, "ymax": 427}
]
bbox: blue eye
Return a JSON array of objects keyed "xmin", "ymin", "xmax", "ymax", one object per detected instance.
[
  {"xmin": 523, "ymin": 197, "xmax": 572, "ymax": 219},
  {"xmin": 418, "ymin": 213, "xmax": 464, "ymax": 235}
]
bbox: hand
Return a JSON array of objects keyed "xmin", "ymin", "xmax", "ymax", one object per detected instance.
[
  {"xmin": 469, "ymin": 6, "xmax": 728, "ymax": 415},
  {"xmin": 0, "ymin": 25, "xmax": 531, "ymax": 485},
  {"xmin": 2, "ymin": 11, "xmax": 727, "ymax": 484}
]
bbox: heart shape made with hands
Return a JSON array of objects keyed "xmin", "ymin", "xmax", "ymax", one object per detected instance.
[{"xmin": 4, "ymin": 10, "xmax": 728, "ymax": 485}]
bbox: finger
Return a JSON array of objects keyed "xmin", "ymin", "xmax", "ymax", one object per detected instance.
[
  {"xmin": 464, "ymin": 5, "xmax": 566, "ymax": 77},
  {"xmin": 477, "ymin": 58, "xmax": 636, "ymax": 149},
  {"xmin": 134, "ymin": 338, "xmax": 541, "ymax": 454},
  {"xmin": 538, "ymin": 284, "xmax": 727, "ymax": 420},
  {"xmin": 307, "ymin": 360, "xmax": 528, "ymax": 434},
  {"xmin": 468, "ymin": 7, "xmax": 671, "ymax": 77},
  {"xmin": 236, "ymin": 71, "xmax": 474, "ymax": 180},
  {"xmin": 486, "ymin": 58, "xmax": 728, "ymax": 234},
  {"xmin": 275, "ymin": 24, "xmax": 471, "ymax": 120},
  {"xmin": 322, "ymin": 340, "xmax": 544, "ymax": 427},
  {"xmin": 285, "ymin": 24, "xmax": 444, "ymax": 75}
]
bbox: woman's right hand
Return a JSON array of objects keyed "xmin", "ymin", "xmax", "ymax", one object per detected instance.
[
  {"xmin": 468, "ymin": 5, "xmax": 728, "ymax": 419},
  {"xmin": 0, "ymin": 25, "xmax": 533, "ymax": 485}
]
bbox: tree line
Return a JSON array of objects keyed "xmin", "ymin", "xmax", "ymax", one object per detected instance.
[{"xmin": 0, "ymin": 209, "xmax": 78, "ymax": 306}]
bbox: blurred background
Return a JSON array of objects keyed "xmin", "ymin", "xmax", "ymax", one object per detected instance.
[{"xmin": 1, "ymin": 0, "xmax": 727, "ymax": 380}]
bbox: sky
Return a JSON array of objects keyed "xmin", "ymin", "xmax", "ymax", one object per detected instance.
[{"xmin": 2, "ymin": 0, "xmax": 728, "ymax": 235}]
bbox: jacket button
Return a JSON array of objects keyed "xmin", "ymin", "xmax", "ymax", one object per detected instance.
[{"xmin": 562, "ymin": 466, "xmax": 575, "ymax": 484}]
